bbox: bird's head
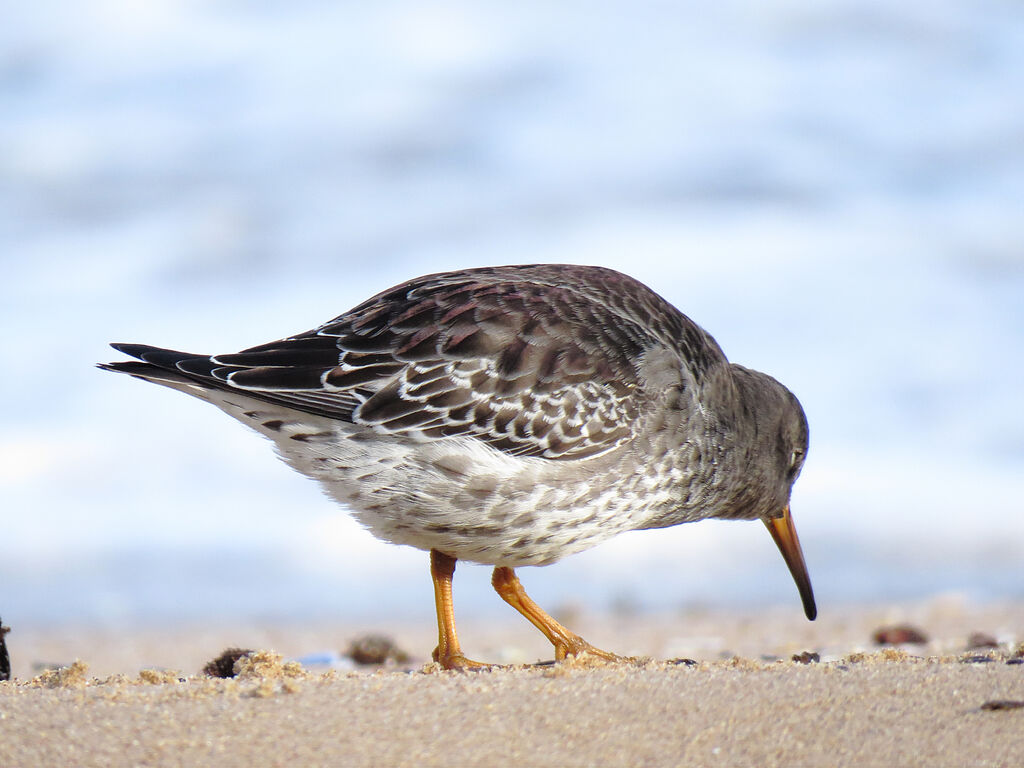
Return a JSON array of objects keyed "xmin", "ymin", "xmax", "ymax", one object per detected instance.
[{"xmin": 730, "ymin": 366, "xmax": 816, "ymax": 621}]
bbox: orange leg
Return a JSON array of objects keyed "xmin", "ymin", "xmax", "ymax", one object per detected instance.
[
  {"xmin": 430, "ymin": 550, "xmax": 488, "ymax": 670},
  {"xmin": 491, "ymin": 567, "xmax": 620, "ymax": 662}
]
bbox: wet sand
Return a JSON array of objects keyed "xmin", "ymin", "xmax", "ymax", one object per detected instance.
[{"xmin": 2, "ymin": 597, "xmax": 1022, "ymax": 767}]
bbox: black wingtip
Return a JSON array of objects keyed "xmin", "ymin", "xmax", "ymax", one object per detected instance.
[
  {"xmin": 109, "ymin": 342, "xmax": 153, "ymax": 359},
  {"xmin": 100, "ymin": 346, "xmax": 152, "ymax": 375},
  {"xmin": 107, "ymin": 343, "xmax": 200, "ymax": 368}
]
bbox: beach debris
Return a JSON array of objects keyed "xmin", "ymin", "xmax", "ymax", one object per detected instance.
[
  {"xmin": 202, "ymin": 647, "xmax": 254, "ymax": 678},
  {"xmin": 726, "ymin": 655, "xmax": 766, "ymax": 671},
  {"xmin": 0, "ymin": 617, "xmax": 9, "ymax": 681},
  {"xmin": 846, "ymin": 649, "xmax": 912, "ymax": 664},
  {"xmin": 791, "ymin": 651, "xmax": 820, "ymax": 664},
  {"xmin": 960, "ymin": 655, "xmax": 995, "ymax": 664},
  {"xmin": 667, "ymin": 658, "xmax": 698, "ymax": 666},
  {"xmin": 980, "ymin": 700, "xmax": 1024, "ymax": 711},
  {"xmin": 138, "ymin": 668, "xmax": 183, "ymax": 685},
  {"xmin": 31, "ymin": 659, "xmax": 89, "ymax": 689},
  {"xmin": 345, "ymin": 634, "xmax": 410, "ymax": 665},
  {"xmin": 966, "ymin": 632, "xmax": 999, "ymax": 650},
  {"xmin": 233, "ymin": 650, "xmax": 304, "ymax": 680},
  {"xmin": 872, "ymin": 624, "xmax": 928, "ymax": 645},
  {"xmin": 196, "ymin": 651, "xmax": 307, "ymax": 697}
]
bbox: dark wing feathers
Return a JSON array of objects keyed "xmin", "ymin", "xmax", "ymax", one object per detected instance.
[{"xmin": 107, "ymin": 265, "xmax": 725, "ymax": 460}]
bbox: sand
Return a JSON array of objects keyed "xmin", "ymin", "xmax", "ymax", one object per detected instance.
[{"xmin": 2, "ymin": 598, "xmax": 1022, "ymax": 767}]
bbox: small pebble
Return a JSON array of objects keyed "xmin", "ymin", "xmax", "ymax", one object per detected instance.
[
  {"xmin": 791, "ymin": 651, "xmax": 820, "ymax": 664},
  {"xmin": 966, "ymin": 632, "xmax": 999, "ymax": 650},
  {"xmin": 960, "ymin": 655, "xmax": 995, "ymax": 664},
  {"xmin": 667, "ymin": 658, "xmax": 698, "ymax": 666},
  {"xmin": 872, "ymin": 625, "xmax": 929, "ymax": 645},
  {"xmin": 203, "ymin": 648, "xmax": 254, "ymax": 678},
  {"xmin": 345, "ymin": 634, "xmax": 410, "ymax": 666}
]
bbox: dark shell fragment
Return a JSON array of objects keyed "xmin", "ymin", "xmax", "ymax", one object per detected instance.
[{"xmin": 202, "ymin": 647, "xmax": 254, "ymax": 678}]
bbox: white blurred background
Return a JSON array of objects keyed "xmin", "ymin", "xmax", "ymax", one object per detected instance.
[{"xmin": 2, "ymin": 0, "xmax": 1022, "ymax": 628}]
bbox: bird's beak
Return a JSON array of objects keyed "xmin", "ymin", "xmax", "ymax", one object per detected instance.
[{"xmin": 763, "ymin": 506, "xmax": 817, "ymax": 620}]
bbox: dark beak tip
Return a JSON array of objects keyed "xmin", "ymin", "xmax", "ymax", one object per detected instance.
[{"xmin": 763, "ymin": 509, "xmax": 817, "ymax": 623}]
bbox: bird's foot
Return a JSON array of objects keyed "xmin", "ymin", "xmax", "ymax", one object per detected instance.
[
  {"xmin": 554, "ymin": 635, "xmax": 626, "ymax": 664},
  {"xmin": 432, "ymin": 646, "xmax": 492, "ymax": 671}
]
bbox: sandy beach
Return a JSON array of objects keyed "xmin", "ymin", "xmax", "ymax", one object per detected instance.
[{"xmin": 2, "ymin": 597, "xmax": 1022, "ymax": 767}]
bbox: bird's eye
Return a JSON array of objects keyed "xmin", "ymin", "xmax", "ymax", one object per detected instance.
[{"xmin": 788, "ymin": 449, "xmax": 804, "ymax": 474}]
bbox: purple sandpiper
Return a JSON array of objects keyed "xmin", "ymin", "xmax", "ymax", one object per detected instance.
[{"xmin": 101, "ymin": 264, "xmax": 815, "ymax": 668}]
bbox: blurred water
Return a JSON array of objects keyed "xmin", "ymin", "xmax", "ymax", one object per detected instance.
[{"xmin": 2, "ymin": 1, "xmax": 1022, "ymax": 625}]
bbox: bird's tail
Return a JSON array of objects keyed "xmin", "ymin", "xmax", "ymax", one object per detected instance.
[{"xmin": 98, "ymin": 343, "xmax": 217, "ymax": 401}]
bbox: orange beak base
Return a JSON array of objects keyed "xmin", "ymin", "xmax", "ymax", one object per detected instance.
[{"xmin": 763, "ymin": 507, "xmax": 817, "ymax": 621}]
